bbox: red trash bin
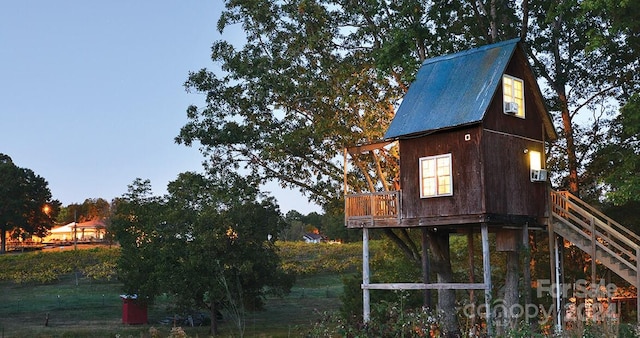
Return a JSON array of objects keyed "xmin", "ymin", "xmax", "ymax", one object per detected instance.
[{"xmin": 120, "ymin": 294, "xmax": 148, "ymax": 324}]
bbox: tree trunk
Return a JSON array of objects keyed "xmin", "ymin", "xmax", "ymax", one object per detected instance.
[
  {"xmin": 428, "ymin": 231, "xmax": 461, "ymax": 337},
  {"xmin": 500, "ymin": 250, "xmax": 520, "ymax": 334},
  {"xmin": 559, "ymin": 92, "xmax": 580, "ymax": 195},
  {"xmin": 210, "ymin": 301, "xmax": 218, "ymax": 336}
]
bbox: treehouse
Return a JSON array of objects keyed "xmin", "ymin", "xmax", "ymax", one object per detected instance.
[
  {"xmin": 346, "ymin": 38, "xmax": 640, "ymax": 331},
  {"xmin": 345, "ymin": 38, "xmax": 556, "ymax": 230},
  {"xmin": 345, "ymin": 39, "xmax": 557, "ymax": 333}
]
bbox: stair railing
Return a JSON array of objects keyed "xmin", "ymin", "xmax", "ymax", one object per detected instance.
[{"xmin": 551, "ymin": 190, "xmax": 640, "ymax": 274}]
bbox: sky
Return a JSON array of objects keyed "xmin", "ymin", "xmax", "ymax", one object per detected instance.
[{"xmin": 0, "ymin": 1, "xmax": 321, "ymax": 214}]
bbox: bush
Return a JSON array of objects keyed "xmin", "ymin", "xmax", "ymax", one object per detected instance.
[{"xmin": 306, "ymin": 301, "xmax": 445, "ymax": 337}]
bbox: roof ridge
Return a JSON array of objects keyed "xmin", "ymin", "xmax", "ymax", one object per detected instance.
[{"xmin": 423, "ymin": 38, "xmax": 521, "ymax": 66}]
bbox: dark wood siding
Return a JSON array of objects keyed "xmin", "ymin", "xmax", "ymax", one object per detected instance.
[
  {"xmin": 399, "ymin": 126, "xmax": 484, "ymax": 220},
  {"xmin": 484, "ymin": 47, "xmax": 546, "ymax": 141},
  {"xmin": 391, "ymin": 47, "xmax": 550, "ymax": 228},
  {"xmin": 480, "ymin": 47, "xmax": 548, "ymax": 220},
  {"xmin": 481, "ymin": 130, "xmax": 548, "ymax": 218}
]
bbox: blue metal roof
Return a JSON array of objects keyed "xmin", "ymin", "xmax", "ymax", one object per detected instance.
[{"xmin": 385, "ymin": 38, "xmax": 520, "ymax": 139}]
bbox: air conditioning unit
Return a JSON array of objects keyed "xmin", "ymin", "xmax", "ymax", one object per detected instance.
[
  {"xmin": 530, "ymin": 169, "xmax": 548, "ymax": 182},
  {"xmin": 504, "ymin": 101, "xmax": 519, "ymax": 114}
]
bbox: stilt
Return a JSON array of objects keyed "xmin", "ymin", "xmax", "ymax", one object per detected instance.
[
  {"xmin": 362, "ymin": 227, "xmax": 370, "ymax": 322},
  {"xmin": 421, "ymin": 227, "xmax": 431, "ymax": 308},
  {"xmin": 481, "ymin": 223, "xmax": 492, "ymax": 336},
  {"xmin": 552, "ymin": 233, "xmax": 563, "ymax": 333},
  {"xmin": 468, "ymin": 228, "xmax": 477, "ymax": 335},
  {"xmin": 523, "ymin": 223, "xmax": 532, "ymax": 316}
]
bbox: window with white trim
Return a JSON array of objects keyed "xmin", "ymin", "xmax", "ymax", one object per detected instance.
[
  {"xmin": 419, "ymin": 154, "xmax": 453, "ymax": 198},
  {"xmin": 503, "ymin": 75, "xmax": 525, "ymax": 118}
]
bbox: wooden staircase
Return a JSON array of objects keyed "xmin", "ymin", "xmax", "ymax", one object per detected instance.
[{"xmin": 550, "ymin": 190, "xmax": 640, "ymax": 288}]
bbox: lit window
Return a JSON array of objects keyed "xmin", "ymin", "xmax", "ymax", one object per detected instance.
[
  {"xmin": 529, "ymin": 151, "xmax": 542, "ymax": 171},
  {"xmin": 420, "ymin": 154, "xmax": 453, "ymax": 198},
  {"xmin": 529, "ymin": 150, "xmax": 547, "ymax": 182},
  {"xmin": 503, "ymin": 75, "xmax": 525, "ymax": 118}
]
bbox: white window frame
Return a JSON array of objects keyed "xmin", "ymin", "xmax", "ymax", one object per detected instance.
[
  {"xmin": 503, "ymin": 74, "xmax": 525, "ymax": 118},
  {"xmin": 419, "ymin": 154, "xmax": 453, "ymax": 198}
]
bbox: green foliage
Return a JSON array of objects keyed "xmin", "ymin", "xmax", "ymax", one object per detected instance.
[
  {"xmin": 112, "ymin": 174, "xmax": 295, "ymax": 334},
  {"xmin": 306, "ymin": 301, "xmax": 445, "ymax": 337},
  {"xmin": 0, "ymin": 153, "xmax": 60, "ymax": 253},
  {"xmin": 57, "ymin": 198, "xmax": 111, "ymax": 224},
  {"xmin": 502, "ymin": 321, "xmax": 547, "ymax": 338},
  {"xmin": 589, "ymin": 94, "xmax": 640, "ymax": 205},
  {"xmin": 183, "ymin": 0, "xmax": 524, "ymax": 212},
  {"xmin": 338, "ymin": 237, "xmax": 424, "ymax": 322}
]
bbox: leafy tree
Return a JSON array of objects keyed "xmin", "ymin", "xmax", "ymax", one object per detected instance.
[
  {"xmin": 178, "ymin": 0, "xmax": 640, "ymax": 334},
  {"xmin": 0, "ymin": 154, "xmax": 59, "ymax": 253},
  {"xmin": 112, "ymin": 174, "xmax": 292, "ymax": 335},
  {"xmin": 176, "ymin": 1, "xmax": 519, "ymax": 335},
  {"xmin": 589, "ymin": 94, "xmax": 640, "ymax": 205},
  {"xmin": 57, "ymin": 198, "xmax": 111, "ymax": 224},
  {"xmin": 524, "ymin": 0, "xmax": 640, "ymax": 197}
]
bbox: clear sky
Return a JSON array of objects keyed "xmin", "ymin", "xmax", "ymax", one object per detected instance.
[{"xmin": 1, "ymin": 1, "xmax": 320, "ymax": 214}]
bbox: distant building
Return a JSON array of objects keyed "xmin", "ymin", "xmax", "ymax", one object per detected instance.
[
  {"xmin": 44, "ymin": 220, "xmax": 106, "ymax": 243},
  {"xmin": 302, "ymin": 233, "xmax": 325, "ymax": 244}
]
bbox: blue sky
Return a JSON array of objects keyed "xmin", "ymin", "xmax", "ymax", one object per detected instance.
[{"xmin": 1, "ymin": 1, "xmax": 320, "ymax": 214}]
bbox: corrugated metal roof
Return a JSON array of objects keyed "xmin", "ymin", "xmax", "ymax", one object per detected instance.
[{"xmin": 384, "ymin": 38, "xmax": 520, "ymax": 139}]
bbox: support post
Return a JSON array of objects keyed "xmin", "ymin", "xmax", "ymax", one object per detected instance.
[
  {"xmin": 523, "ymin": 224, "xmax": 532, "ymax": 320},
  {"xmin": 481, "ymin": 223, "xmax": 492, "ymax": 336},
  {"xmin": 553, "ymin": 234, "xmax": 563, "ymax": 333},
  {"xmin": 363, "ymin": 227, "xmax": 370, "ymax": 322},
  {"xmin": 421, "ymin": 227, "xmax": 431, "ymax": 309},
  {"xmin": 343, "ymin": 148, "xmax": 348, "ymax": 226},
  {"xmin": 590, "ymin": 217, "xmax": 597, "ymax": 321},
  {"xmin": 468, "ymin": 228, "xmax": 477, "ymax": 335}
]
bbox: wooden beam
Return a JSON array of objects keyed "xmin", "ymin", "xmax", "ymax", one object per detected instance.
[
  {"xmin": 362, "ymin": 283, "xmax": 487, "ymax": 290},
  {"xmin": 346, "ymin": 140, "xmax": 396, "ymax": 155}
]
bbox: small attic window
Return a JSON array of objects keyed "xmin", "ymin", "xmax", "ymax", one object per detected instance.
[{"xmin": 503, "ymin": 75, "xmax": 525, "ymax": 118}]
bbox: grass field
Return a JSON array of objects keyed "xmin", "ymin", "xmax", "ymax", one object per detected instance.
[{"xmin": 0, "ymin": 245, "xmax": 357, "ymax": 338}]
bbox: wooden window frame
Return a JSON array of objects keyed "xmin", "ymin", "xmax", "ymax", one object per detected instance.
[
  {"xmin": 503, "ymin": 74, "xmax": 525, "ymax": 118},
  {"xmin": 419, "ymin": 153, "xmax": 453, "ymax": 198}
]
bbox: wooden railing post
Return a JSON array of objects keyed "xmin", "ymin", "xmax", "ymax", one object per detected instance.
[
  {"xmin": 636, "ymin": 247, "xmax": 640, "ymax": 325},
  {"xmin": 590, "ymin": 216, "xmax": 597, "ymax": 321}
]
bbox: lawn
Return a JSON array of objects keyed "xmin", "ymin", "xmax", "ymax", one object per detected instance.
[{"xmin": 0, "ymin": 245, "xmax": 357, "ymax": 338}]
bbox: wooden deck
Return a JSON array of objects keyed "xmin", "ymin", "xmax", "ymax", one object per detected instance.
[
  {"xmin": 345, "ymin": 191, "xmax": 400, "ymax": 228},
  {"xmin": 345, "ymin": 190, "xmax": 542, "ymax": 228}
]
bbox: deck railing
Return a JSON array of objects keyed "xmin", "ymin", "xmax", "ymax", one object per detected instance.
[{"xmin": 345, "ymin": 191, "xmax": 400, "ymax": 223}]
